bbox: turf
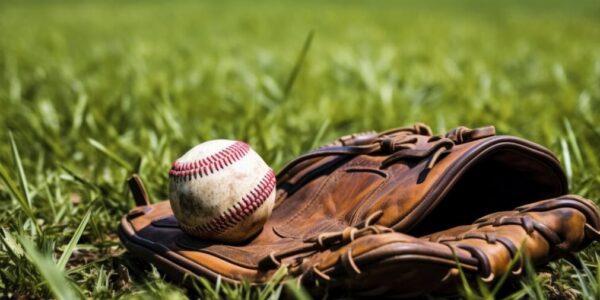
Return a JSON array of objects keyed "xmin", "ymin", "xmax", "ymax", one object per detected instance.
[{"xmin": 0, "ymin": 0, "xmax": 600, "ymax": 298}]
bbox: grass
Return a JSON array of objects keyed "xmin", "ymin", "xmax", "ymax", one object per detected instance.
[{"xmin": 0, "ymin": 0, "xmax": 599, "ymax": 298}]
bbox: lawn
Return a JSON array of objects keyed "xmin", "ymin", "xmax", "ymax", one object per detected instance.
[{"xmin": 1, "ymin": 0, "xmax": 600, "ymax": 298}]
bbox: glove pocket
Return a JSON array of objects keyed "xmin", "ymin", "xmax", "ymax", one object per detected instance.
[{"xmin": 272, "ymin": 166, "xmax": 388, "ymax": 239}]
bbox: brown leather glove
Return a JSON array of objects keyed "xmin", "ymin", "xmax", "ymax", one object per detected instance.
[
  {"xmin": 118, "ymin": 123, "xmax": 591, "ymax": 296},
  {"xmin": 294, "ymin": 195, "xmax": 600, "ymax": 297}
]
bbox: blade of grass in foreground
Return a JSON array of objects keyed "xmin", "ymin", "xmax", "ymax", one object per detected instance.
[
  {"xmin": 0, "ymin": 228, "xmax": 24, "ymax": 260},
  {"xmin": 9, "ymin": 132, "xmax": 32, "ymax": 207},
  {"xmin": 258, "ymin": 266, "xmax": 288, "ymax": 300},
  {"xmin": 561, "ymin": 138, "xmax": 573, "ymax": 188},
  {"xmin": 284, "ymin": 280, "xmax": 312, "ymax": 300},
  {"xmin": 9, "ymin": 132, "xmax": 41, "ymax": 237},
  {"xmin": 57, "ymin": 209, "xmax": 91, "ymax": 270},
  {"xmin": 88, "ymin": 138, "xmax": 133, "ymax": 171},
  {"xmin": 0, "ymin": 163, "xmax": 42, "ymax": 236},
  {"xmin": 0, "ymin": 163, "xmax": 36, "ymax": 222},
  {"xmin": 19, "ymin": 236, "xmax": 79, "ymax": 300},
  {"xmin": 564, "ymin": 118, "xmax": 584, "ymax": 168}
]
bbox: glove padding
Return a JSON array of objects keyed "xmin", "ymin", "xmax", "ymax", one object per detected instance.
[
  {"xmin": 118, "ymin": 123, "xmax": 581, "ymax": 296},
  {"xmin": 296, "ymin": 195, "xmax": 600, "ymax": 297}
]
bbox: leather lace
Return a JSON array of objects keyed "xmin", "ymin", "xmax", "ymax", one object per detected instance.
[
  {"xmin": 428, "ymin": 198, "xmax": 600, "ymax": 283},
  {"xmin": 258, "ymin": 210, "xmax": 391, "ymax": 274},
  {"xmin": 277, "ymin": 123, "xmax": 495, "ymax": 181},
  {"xmin": 439, "ymin": 214, "xmax": 561, "ymax": 282}
]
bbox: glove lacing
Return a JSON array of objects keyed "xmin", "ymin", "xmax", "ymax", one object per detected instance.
[
  {"xmin": 258, "ymin": 210, "xmax": 390, "ymax": 279},
  {"xmin": 277, "ymin": 123, "xmax": 496, "ymax": 182}
]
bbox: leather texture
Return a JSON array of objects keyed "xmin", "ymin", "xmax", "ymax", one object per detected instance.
[
  {"xmin": 117, "ymin": 123, "xmax": 599, "ymax": 296},
  {"xmin": 294, "ymin": 195, "xmax": 600, "ymax": 297}
]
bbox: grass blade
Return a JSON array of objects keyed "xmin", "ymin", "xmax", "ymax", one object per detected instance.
[
  {"xmin": 0, "ymin": 228, "xmax": 24, "ymax": 260},
  {"xmin": 94, "ymin": 265, "xmax": 106, "ymax": 293},
  {"xmin": 282, "ymin": 30, "xmax": 314, "ymax": 101},
  {"xmin": 284, "ymin": 280, "xmax": 312, "ymax": 300},
  {"xmin": 563, "ymin": 118, "xmax": 583, "ymax": 168},
  {"xmin": 87, "ymin": 138, "xmax": 133, "ymax": 171},
  {"xmin": 308, "ymin": 119, "xmax": 330, "ymax": 150},
  {"xmin": 0, "ymin": 163, "xmax": 33, "ymax": 218},
  {"xmin": 9, "ymin": 132, "xmax": 32, "ymax": 207},
  {"xmin": 18, "ymin": 235, "xmax": 79, "ymax": 300},
  {"xmin": 451, "ymin": 248, "xmax": 475, "ymax": 299},
  {"xmin": 258, "ymin": 266, "xmax": 287, "ymax": 300},
  {"xmin": 215, "ymin": 275, "xmax": 222, "ymax": 296},
  {"xmin": 0, "ymin": 163, "xmax": 41, "ymax": 235},
  {"xmin": 9, "ymin": 132, "xmax": 38, "ymax": 236},
  {"xmin": 560, "ymin": 138, "xmax": 572, "ymax": 188},
  {"xmin": 57, "ymin": 209, "xmax": 91, "ymax": 270},
  {"xmin": 59, "ymin": 164, "xmax": 100, "ymax": 192},
  {"xmin": 492, "ymin": 244, "xmax": 525, "ymax": 296}
]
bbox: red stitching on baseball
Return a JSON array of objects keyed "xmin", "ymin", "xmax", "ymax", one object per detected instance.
[
  {"xmin": 169, "ymin": 142, "xmax": 250, "ymax": 181},
  {"xmin": 181, "ymin": 170, "xmax": 276, "ymax": 235}
]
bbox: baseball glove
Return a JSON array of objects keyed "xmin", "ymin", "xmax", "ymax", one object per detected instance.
[
  {"xmin": 118, "ymin": 123, "xmax": 595, "ymax": 296},
  {"xmin": 295, "ymin": 195, "xmax": 600, "ymax": 297}
]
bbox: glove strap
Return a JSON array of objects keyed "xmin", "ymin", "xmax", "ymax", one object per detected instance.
[{"xmin": 128, "ymin": 174, "xmax": 150, "ymax": 206}]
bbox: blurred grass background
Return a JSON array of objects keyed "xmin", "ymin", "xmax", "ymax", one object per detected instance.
[{"xmin": 0, "ymin": 0, "xmax": 599, "ymax": 298}]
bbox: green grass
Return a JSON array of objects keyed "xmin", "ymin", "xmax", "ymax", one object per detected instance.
[{"xmin": 1, "ymin": 0, "xmax": 600, "ymax": 298}]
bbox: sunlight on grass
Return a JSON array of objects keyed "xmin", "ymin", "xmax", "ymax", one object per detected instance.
[{"xmin": 0, "ymin": 0, "xmax": 599, "ymax": 298}]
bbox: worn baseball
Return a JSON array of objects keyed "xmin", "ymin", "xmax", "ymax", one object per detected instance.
[{"xmin": 168, "ymin": 140, "xmax": 276, "ymax": 243}]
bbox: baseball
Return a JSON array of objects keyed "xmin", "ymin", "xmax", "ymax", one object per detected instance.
[{"xmin": 168, "ymin": 140, "xmax": 276, "ymax": 243}]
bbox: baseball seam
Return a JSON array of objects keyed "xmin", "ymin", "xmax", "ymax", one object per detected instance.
[
  {"xmin": 169, "ymin": 141, "xmax": 250, "ymax": 181},
  {"xmin": 180, "ymin": 170, "xmax": 276, "ymax": 235}
]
